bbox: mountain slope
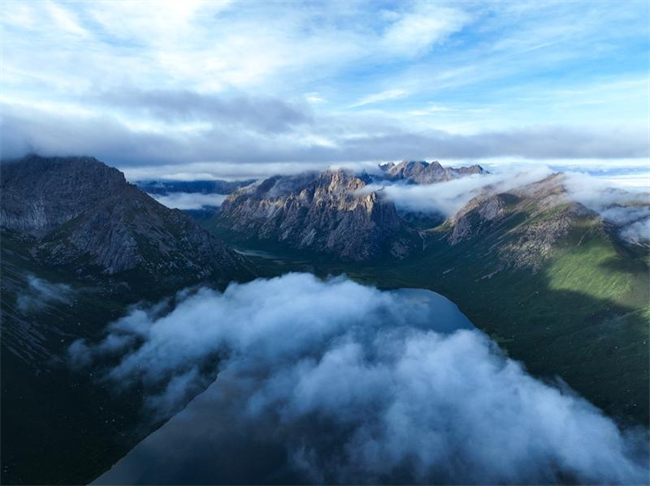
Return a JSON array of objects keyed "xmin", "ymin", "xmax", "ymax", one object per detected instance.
[
  {"xmin": 0, "ymin": 155, "xmax": 255, "ymax": 485},
  {"xmin": 1, "ymin": 155, "xmax": 253, "ymax": 288},
  {"xmin": 405, "ymin": 176, "xmax": 650, "ymax": 423},
  {"xmin": 212, "ymin": 169, "xmax": 419, "ymax": 260},
  {"xmin": 210, "ymin": 172, "xmax": 650, "ymax": 425}
]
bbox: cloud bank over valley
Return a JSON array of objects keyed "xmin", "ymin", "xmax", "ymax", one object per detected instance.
[
  {"xmin": 69, "ymin": 274, "xmax": 649, "ymax": 485},
  {"xmin": 150, "ymin": 192, "xmax": 228, "ymax": 210}
]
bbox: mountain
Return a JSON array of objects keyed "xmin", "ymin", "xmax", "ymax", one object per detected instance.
[
  {"xmin": 210, "ymin": 161, "xmax": 491, "ymax": 261},
  {"xmin": 380, "ymin": 160, "xmax": 487, "ymax": 184},
  {"xmin": 446, "ymin": 174, "xmax": 603, "ymax": 269},
  {"xmin": 212, "ymin": 169, "xmax": 419, "ymax": 260},
  {"xmin": 136, "ymin": 179, "xmax": 255, "ymax": 196},
  {"xmin": 411, "ymin": 175, "xmax": 649, "ymax": 424},
  {"xmin": 0, "ymin": 155, "xmax": 255, "ymax": 485},
  {"xmin": 1, "ymin": 155, "xmax": 253, "ymax": 289},
  {"xmin": 136, "ymin": 179, "xmax": 257, "ymax": 221},
  {"xmin": 208, "ymin": 170, "xmax": 650, "ymax": 427},
  {"xmin": 2, "ymin": 156, "xmax": 647, "ymax": 484}
]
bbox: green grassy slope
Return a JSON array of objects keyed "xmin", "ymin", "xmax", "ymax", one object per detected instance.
[{"xmin": 206, "ymin": 213, "xmax": 650, "ymax": 426}]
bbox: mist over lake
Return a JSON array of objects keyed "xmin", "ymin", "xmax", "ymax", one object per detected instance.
[{"xmin": 90, "ymin": 275, "xmax": 648, "ymax": 485}]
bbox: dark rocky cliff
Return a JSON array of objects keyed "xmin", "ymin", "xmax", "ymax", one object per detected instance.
[{"xmin": 1, "ymin": 155, "xmax": 253, "ymax": 283}]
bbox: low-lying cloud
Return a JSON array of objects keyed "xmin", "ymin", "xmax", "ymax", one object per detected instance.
[
  {"xmin": 17, "ymin": 274, "xmax": 73, "ymax": 313},
  {"xmin": 564, "ymin": 172, "xmax": 650, "ymax": 244},
  {"xmin": 366, "ymin": 165, "xmax": 649, "ymax": 244},
  {"xmin": 150, "ymin": 192, "xmax": 227, "ymax": 210},
  {"xmin": 368, "ymin": 165, "xmax": 553, "ymax": 218},
  {"xmin": 73, "ymin": 274, "xmax": 648, "ymax": 485}
]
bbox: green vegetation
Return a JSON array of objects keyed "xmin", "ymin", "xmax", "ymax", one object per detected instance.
[{"xmin": 206, "ymin": 213, "xmax": 650, "ymax": 426}]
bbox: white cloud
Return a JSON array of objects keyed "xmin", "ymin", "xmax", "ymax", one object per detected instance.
[
  {"xmin": 593, "ymin": 171, "xmax": 650, "ymax": 189},
  {"xmin": 151, "ymin": 192, "xmax": 227, "ymax": 210},
  {"xmin": 76, "ymin": 274, "xmax": 648, "ymax": 485},
  {"xmin": 381, "ymin": 3, "xmax": 472, "ymax": 56},
  {"xmin": 349, "ymin": 89, "xmax": 409, "ymax": 108},
  {"xmin": 17, "ymin": 274, "xmax": 73, "ymax": 313},
  {"xmin": 305, "ymin": 92, "xmax": 327, "ymax": 104},
  {"xmin": 563, "ymin": 172, "xmax": 650, "ymax": 244},
  {"xmin": 47, "ymin": 1, "xmax": 90, "ymax": 38},
  {"xmin": 367, "ymin": 165, "xmax": 554, "ymax": 217}
]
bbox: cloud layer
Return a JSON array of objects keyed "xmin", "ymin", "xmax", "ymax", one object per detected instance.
[
  {"xmin": 17, "ymin": 274, "xmax": 73, "ymax": 313},
  {"xmin": 368, "ymin": 165, "xmax": 554, "ymax": 217},
  {"xmin": 1, "ymin": 1, "xmax": 648, "ymax": 176},
  {"xmin": 150, "ymin": 192, "xmax": 227, "ymax": 210},
  {"xmin": 364, "ymin": 166, "xmax": 649, "ymax": 244},
  {"xmin": 2, "ymin": 103, "xmax": 648, "ymax": 170},
  {"xmin": 74, "ymin": 274, "xmax": 648, "ymax": 485},
  {"xmin": 564, "ymin": 173, "xmax": 650, "ymax": 244}
]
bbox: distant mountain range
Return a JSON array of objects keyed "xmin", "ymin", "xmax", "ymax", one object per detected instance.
[
  {"xmin": 135, "ymin": 178, "xmax": 256, "ymax": 220},
  {"xmin": 379, "ymin": 159, "xmax": 486, "ymax": 184},
  {"xmin": 136, "ymin": 178, "xmax": 255, "ymax": 196},
  {"xmin": 212, "ymin": 160, "xmax": 488, "ymax": 260}
]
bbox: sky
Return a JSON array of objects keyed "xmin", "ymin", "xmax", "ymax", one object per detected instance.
[{"xmin": 1, "ymin": 0, "xmax": 649, "ymax": 180}]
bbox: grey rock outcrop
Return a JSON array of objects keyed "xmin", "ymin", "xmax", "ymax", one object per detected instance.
[
  {"xmin": 447, "ymin": 174, "xmax": 603, "ymax": 270},
  {"xmin": 1, "ymin": 155, "xmax": 253, "ymax": 282},
  {"xmin": 381, "ymin": 160, "xmax": 486, "ymax": 184},
  {"xmin": 216, "ymin": 169, "xmax": 417, "ymax": 260}
]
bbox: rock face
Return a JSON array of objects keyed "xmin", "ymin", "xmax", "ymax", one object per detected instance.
[
  {"xmin": 1, "ymin": 155, "xmax": 253, "ymax": 282},
  {"xmin": 216, "ymin": 169, "xmax": 417, "ymax": 260},
  {"xmin": 447, "ymin": 174, "xmax": 603, "ymax": 270},
  {"xmin": 214, "ymin": 161, "xmax": 490, "ymax": 260},
  {"xmin": 380, "ymin": 160, "xmax": 486, "ymax": 184}
]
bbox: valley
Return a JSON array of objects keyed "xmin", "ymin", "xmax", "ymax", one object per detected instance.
[
  {"xmin": 2, "ymin": 2, "xmax": 649, "ymax": 484},
  {"xmin": 205, "ymin": 169, "xmax": 650, "ymax": 426},
  {"xmin": 1, "ymin": 156, "xmax": 648, "ymax": 485}
]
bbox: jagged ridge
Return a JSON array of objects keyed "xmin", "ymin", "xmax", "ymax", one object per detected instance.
[
  {"xmin": 381, "ymin": 160, "xmax": 486, "ymax": 184},
  {"xmin": 216, "ymin": 169, "xmax": 418, "ymax": 260},
  {"xmin": 1, "ymin": 155, "xmax": 253, "ymax": 283}
]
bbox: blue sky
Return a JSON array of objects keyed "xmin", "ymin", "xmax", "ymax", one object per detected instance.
[{"xmin": 1, "ymin": 0, "xmax": 648, "ymax": 179}]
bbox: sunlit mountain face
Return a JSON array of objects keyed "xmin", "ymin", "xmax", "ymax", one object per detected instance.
[{"xmin": 1, "ymin": 1, "xmax": 648, "ymax": 485}]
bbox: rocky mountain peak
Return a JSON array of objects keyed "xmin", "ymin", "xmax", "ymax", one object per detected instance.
[
  {"xmin": 1, "ymin": 155, "xmax": 128, "ymax": 236},
  {"xmin": 215, "ymin": 169, "xmax": 417, "ymax": 260},
  {"xmin": 1, "ymin": 155, "xmax": 253, "ymax": 284},
  {"xmin": 381, "ymin": 160, "xmax": 487, "ymax": 184},
  {"xmin": 319, "ymin": 169, "xmax": 365, "ymax": 193}
]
